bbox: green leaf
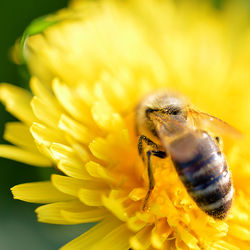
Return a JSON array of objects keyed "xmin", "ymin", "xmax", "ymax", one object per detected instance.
[{"xmin": 19, "ymin": 15, "xmax": 60, "ymax": 63}]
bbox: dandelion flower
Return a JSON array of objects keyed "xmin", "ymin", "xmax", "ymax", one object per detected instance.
[{"xmin": 1, "ymin": 0, "xmax": 250, "ymax": 249}]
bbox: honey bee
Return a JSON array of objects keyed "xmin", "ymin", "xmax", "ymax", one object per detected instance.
[{"xmin": 136, "ymin": 91, "xmax": 241, "ymax": 219}]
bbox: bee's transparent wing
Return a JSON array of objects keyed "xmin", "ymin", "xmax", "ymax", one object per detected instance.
[
  {"xmin": 153, "ymin": 115, "xmax": 200, "ymax": 162},
  {"xmin": 189, "ymin": 109, "xmax": 242, "ymax": 139}
]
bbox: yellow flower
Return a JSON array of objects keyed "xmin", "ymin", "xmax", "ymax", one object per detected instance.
[{"xmin": 1, "ymin": 0, "xmax": 250, "ymax": 249}]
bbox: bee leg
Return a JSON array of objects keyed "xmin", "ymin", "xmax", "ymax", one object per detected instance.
[
  {"xmin": 138, "ymin": 135, "xmax": 166, "ymax": 161},
  {"xmin": 142, "ymin": 149, "xmax": 167, "ymax": 211},
  {"xmin": 138, "ymin": 135, "xmax": 167, "ymax": 210}
]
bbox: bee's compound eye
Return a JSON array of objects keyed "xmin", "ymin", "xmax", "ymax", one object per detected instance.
[
  {"xmin": 163, "ymin": 104, "xmax": 182, "ymax": 116},
  {"xmin": 171, "ymin": 109, "xmax": 181, "ymax": 115},
  {"xmin": 167, "ymin": 106, "xmax": 182, "ymax": 116}
]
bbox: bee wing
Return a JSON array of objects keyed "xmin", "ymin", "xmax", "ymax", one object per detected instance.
[
  {"xmin": 151, "ymin": 112, "xmax": 189, "ymax": 139},
  {"xmin": 152, "ymin": 115, "xmax": 200, "ymax": 162},
  {"xmin": 189, "ymin": 108, "xmax": 242, "ymax": 139}
]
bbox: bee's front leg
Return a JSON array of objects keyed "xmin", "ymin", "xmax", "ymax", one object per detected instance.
[{"xmin": 138, "ymin": 135, "xmax": 167, "ymax": 211}]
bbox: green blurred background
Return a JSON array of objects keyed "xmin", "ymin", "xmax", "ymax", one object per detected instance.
[{"xmin": 0, "ymin": 1, "xmax": 93, "ymax": 249}]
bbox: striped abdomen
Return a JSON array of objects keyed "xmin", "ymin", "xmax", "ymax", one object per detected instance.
[{"xmin": 169, "ymin": 131, "xmax": 233, "ymax": 219}]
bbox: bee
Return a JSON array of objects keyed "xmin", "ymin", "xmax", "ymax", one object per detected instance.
[{"xmin": 136, "ymin": 91, "xmax": 241, "ymax": 219}]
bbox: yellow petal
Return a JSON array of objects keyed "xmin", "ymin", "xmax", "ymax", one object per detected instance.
[
  {"xmin": 36, "ymin": 200, "xmax": 84, "ymax": 224},
  {"xmin": 58, "ymin": 159, "xmax": 92, "ymax": 180},
  {"xmin": 228, "ymin": 224, "xmax": 250, "ymax": 241},
  {"xmin": 151, "ymin": 221, "xmax": 172, "ymax": 249},
  {"xmin": 30, "ymin": 77, "xmax": 62, "ymax": 111},
  {"xmin": 31, "ymin": 96, "xmax": 61, "ymax": 128},
  {"xmin": 61, "ymin": 207, "xmax": 108, "ymax": 223},
  {"xmin": 230, "ymin": 205, "xmax": 250, "ymax": 226},
  {"xmin": 85, "ymin": 161, "xmax": 112, "ymax": 182},
  {"xmin": 51, "ymin": 174, "xmax": 85, "ymax": 197},
  {"xmin": 175, "ymin": 238, "xmax": 189, "ymax": 250},
  {"xmin": 129, "ymin": 188, "xmax": 146, "ymax": 202},
  {"xmin": 25, "ymin": 35, "xmax": 55, "ymax": 86},
  {"xmin": 88, "ymin": 138, "xmax": 109, "ymax": 162},
  {"xmin": 0, "ymin": 83, "xmax": 36, "ymax": 125},
  {"xmin": 52, "ymin": 174, "xmax": 105, "ymax": 197},
  {"xmin": 78, "ymin": 188, "xmax": 106, "ymax": 206},
  {"xmin": 50, "ymin": 142, "xmax": 76, "ymax": 161},
  {"xmin": 11, "ymin": 181, "xmax": 73, "ymax": 203},
  {"xmin": 52, "ymin": 78, "xmax": 93, "ymax": 125},
  {"xmin": 91, "ymin": 223, "xmax": 132, "ymax": 250},
  {"xmin": 91, "ymin": 100, "xmax": 125, "ymax": 132},
  {"xmin": 209, "ymin": 240, "xmax": 239, "ymax": 250},
  {"xmin": 127, "ymin": 215, "xmax": 148, "ymax": 232},
  {"xmin": 59, "ymin": 114, "xmax": 95, "ymax": 144},
  {"xmin": 89, "ymin": 130, "xmax": 134, "ymax": 165},
  {"xmin": 35, "ymin": 142, "xmax": 56, "ymax": 162},
  {"xmin": 31, "ymin": 122, "xmax": 65, "ymax": 147},
  {"xmin": 130, "ymin": 225, "xmax": 153, "ymax": 250},
  {"xmin": 93, "ymin": 72, "xmax": 137, "ymax": 113},
  {"xmin": 75, "ymin": 83, "xmax": 95, "ymax": 106},
  {"xmin": 3, "ymin": 122, "xmax": 38, "ymax": 151},
  {"xmin": 0, "ymin": 145, "xmax": 51, "ymax": 166},
  {"xmin": 66, "ymin": 137, "xmax": 90, "ymax": 163},
  {"xmin": 176, "ymin": 225, "xmax": 199, "ymax": 250},
  {"xmin": 102, "ymin": 191, "xmax": 128, "ymax": 222},
  {"xmin": 61, "ymin": 216, "xmax": 125, "ymax": 250}
]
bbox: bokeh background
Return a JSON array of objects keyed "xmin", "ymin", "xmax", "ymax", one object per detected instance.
[{"xmin": 0, "ymin": 1, "xmax": 93, "ymax": 249}]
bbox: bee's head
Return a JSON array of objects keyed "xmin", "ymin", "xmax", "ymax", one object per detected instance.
[{"xmin": 136, "ymin": 91, "xmax": 188, "ymax": 137}]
